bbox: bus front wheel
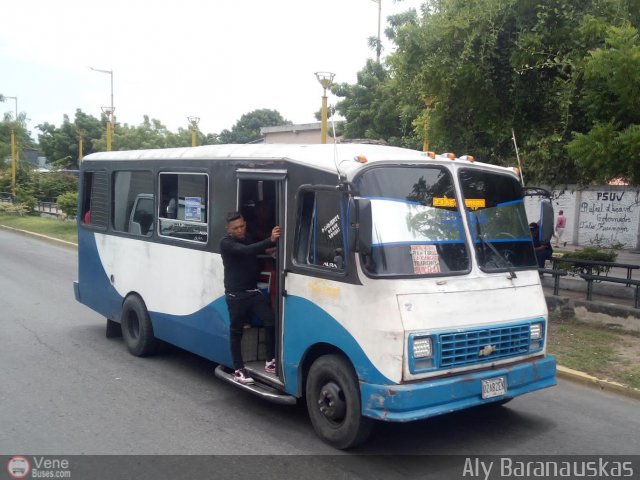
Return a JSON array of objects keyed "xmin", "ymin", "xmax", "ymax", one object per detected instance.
[
  {"xmin": 305, "ymin": 354, "xmax": 374, "ymax": 449},
  {"xmin": 121, "ymin": 295, "xmax": 158, "ymax": 357}
]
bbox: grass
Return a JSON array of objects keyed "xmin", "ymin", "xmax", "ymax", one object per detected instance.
[
  {"xmin": 0, "ymin": 214, "xmax": 77, "ymax": 244},
  {"xmin": 548, "ymin": 315, "xmax": 640, "ymax": 390}
]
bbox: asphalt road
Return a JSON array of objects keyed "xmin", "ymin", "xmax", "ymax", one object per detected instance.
[{"xmin": 1, "ymin": 228, "xmax": 639, "ymax": 477}]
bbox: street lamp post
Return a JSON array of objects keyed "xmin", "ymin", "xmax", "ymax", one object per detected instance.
[
  {"xmin": 90, "ymin": 67, "xmax": 114, "ymax": 151},
  {"xmin": 0, "ymin": 94, "xmax": 19, "ymax": 197},
  {"xmin": 187, "ymin": 116, "xmax": 200, "ymax": 147},
  {"xmin": 314, "ymin": 72, "xmax": 335, "ymax": 144}
]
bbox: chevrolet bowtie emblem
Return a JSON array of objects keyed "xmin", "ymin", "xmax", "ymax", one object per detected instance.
[{"xmin": 479, "ymin": 345, "xmax": 496, "ymax": 357}]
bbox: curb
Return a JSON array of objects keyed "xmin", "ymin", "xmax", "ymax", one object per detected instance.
[
  {"xmin": 0, "ymin": 224, "xmax": 78, "ymax": 248},
  {"xmin": 2, "ymin": 223, "xmax": 639, "ymax": 401},
  {"xmin": 557, "ymin": 365, "xmax": 640, "ymax": 401}
]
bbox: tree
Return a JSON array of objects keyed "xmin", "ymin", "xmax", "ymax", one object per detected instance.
[
  {"xmin": 334, "ymin": 59, "xmax": 420, "ymax": 148},
  {"xmin": 56, "ymin": 191, "xmax": 78, "ymax": 218},
  {"xmin": 567, "ymin": 24, "xmax": 640, "ymax": 183},
  {"xmin": 336, "ymin": 0, "xmax": 637, "ymax": 184},
  {"xmin": 219, "ymin": 109, "xmax": 290, "ymax": 144},
  {"xmin": 37, "ymin": 109, "xmax": 103, "ymax": 169}
]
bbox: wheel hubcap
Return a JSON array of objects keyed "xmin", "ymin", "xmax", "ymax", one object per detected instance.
[{"xmin": 317, "ymin": 381, "xmax": 346, "ymax": 423}]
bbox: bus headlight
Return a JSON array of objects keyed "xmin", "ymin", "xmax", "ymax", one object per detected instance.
[
  {"xmin": 413, "ymin": 337, "xmax": 433, "ymax": 359},
  {"xmin": 530, "ymin": 323, "xmax": 543, "ymax": 340}
]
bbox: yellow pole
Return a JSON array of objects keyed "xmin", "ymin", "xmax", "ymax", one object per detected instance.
[
  {"xmin": 320, "ymin": 91, "xmax": 328, "ymax": 144},
  {"xmin": 315, "ymin": 72, "xmax": 334, "ymax": 144},
  {"xmin": 10, "ymin": 127, "xmax": 16, "ymax": 197},
  {"xmin": 191, "ymin": 128, "xmax": 197, "ymax": 147},
  {"xmin": 106, "ymin": 118, "xmax": 112, "ymax": 151},
  {"xmin": 422, "ymin": 120, "xmax": 429, "ymax": 152},
  {"xmin": 78, "ymin": 133, "xmax": 84, "ymax": 164}
]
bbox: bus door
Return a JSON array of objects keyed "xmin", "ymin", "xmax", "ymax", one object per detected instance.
[{"xmin": 236, "ymin": 169, "xmax": 287, "ymax": 375}]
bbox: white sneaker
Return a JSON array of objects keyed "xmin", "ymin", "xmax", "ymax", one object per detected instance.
[
  {"xmin": 233, "ymin": 368, "xmax": 255, "ymax": 385},
  {"xmin": 265, "ymin": 358, "xmax": 276, "ymax": 374}
]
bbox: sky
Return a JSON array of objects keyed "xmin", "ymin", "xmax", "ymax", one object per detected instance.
[{"xmin": 1, "ymin": 0, "xmax": 424, "ymax": 139}]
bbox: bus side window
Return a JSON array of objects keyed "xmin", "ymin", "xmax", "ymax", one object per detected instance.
[
  {"xmin": 112, "ymin": 170, "xmax": 154, "ymax": 236},
  {"xmin": 81, "ymin": 170, "xmax": 108, "ymax": 229},
  {"xmin": 295, "ymin": 190, "xmax": 345, "ymax": 271},
  {"xmin": 158, "ymin": 172, "xmax": 208, "ymax": 243}
]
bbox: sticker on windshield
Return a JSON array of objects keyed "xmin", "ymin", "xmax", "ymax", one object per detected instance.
[
  {"xmin": 433, "ymin": 196, "xmax": 457, "ymax": 208},
  {"xmin": 432, "ymin": 197, "xmax": 486, "ymax": 210},
  {"xmin": 410, "ymin": 245, "xmax": 441, "ymax": 274},
  {"xmin": 464, "ymin": 198, "xmax": 486, "ymax": 210}
]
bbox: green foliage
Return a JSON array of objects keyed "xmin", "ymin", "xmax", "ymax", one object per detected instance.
[
  {"xmin": 0, "ymin": 202, "xmax": 30, "ymax": 216},
  {"xmin": 557, "ymin": 247, "xmax": 618, "ymax": 275},
  {"xmin": 37, "ymin": 109, "xmax": 104, "ymax": 169},
  {"xmin": 334, "ymin": 0, "xmax": 638, "ymax": 185},
  {"xmin": 567, "ymin": 24, "xmax": 640, "ymax": 184},
  {"xmin": 0, "ymin": 112, "xmax": 37, "ymax": 167},
  {"xmin": 33, "ymin": 172, "xmax": 78, "ymax": 200},
  {"xmin": 219, "ymin": 109, "xmax": 290, "ymax": 144},
  {"xmin": 56, "ymin": 191, "xmax": 78, "ymax": 218},
  {"xmin": 334, "ymin": 59, "xmax": 420, "ymax": 147}
]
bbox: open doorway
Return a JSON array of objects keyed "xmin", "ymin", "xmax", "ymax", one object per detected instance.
[{"xmin": 237, "ymin": 178, "xmax": 282, "ymax": 378}]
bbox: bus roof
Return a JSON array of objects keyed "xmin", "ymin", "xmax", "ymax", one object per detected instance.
[{"xmin": 82, "ymin": 143, "xmax": 515, "ymax": 179}]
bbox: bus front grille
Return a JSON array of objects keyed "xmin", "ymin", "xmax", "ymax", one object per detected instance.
[{"xmin": 439, "ymin": 324, "xmax": 531, "ymax": 368}]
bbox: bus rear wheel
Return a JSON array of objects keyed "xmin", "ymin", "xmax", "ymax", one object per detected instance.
[
  {"xmin": 121, "ymin": 295, "xmax": 158, "ymax": 357},
  {"xmin": 305, "ymin": 354, "xmax": 374, "ymax": 449}
]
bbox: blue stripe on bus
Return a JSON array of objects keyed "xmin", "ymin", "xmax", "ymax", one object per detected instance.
[
  {"xmin": 364, "ymin": 196, "xmax": 422, "ymax": 205},
  {"xmin": 472, "ymin": 237, "xmax": 531, "ymax": 243},
  {"xmin": 496, "ymin": 199, "xmax": 524, "ymax": 207},
  {"xmin": 77, "ymin": 229, "xmax": 124, "ymax": 320},
  {"xmin": 150, "ymin": 297, "xmax": 232, "ymax": 365},
  {"xmin": 371, "ymin": 240, "xmax": 464, "ymax": 247},
  {"xmin": 282, "ymin": 295, "xmax": 391, "ymax": 396}
]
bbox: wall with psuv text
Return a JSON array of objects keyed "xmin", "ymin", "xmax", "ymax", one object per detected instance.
[{"xmin": 524, "ymin": 186, "xmax": 640, "ymax": 250}]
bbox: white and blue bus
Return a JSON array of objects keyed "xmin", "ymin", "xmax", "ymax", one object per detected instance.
[{"xmin": 74, "ymin": 144, "xmax": 556, "ymax": 448}]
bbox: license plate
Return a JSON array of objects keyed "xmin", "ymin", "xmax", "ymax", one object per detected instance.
[{"xmin": 482, "ymin": 376, "xmax": 507, "ymax": 399}]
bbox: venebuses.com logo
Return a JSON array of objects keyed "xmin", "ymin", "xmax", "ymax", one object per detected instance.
[
  {"xmin": 7, "ymin": 456, "xmax": 30, "ymax": 479},
  {"xmin": 6, "ymin": 456, "xmax": 71, "ymax": 478}
]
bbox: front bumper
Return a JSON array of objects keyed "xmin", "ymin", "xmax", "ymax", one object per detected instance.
[{"xmin": 361, "ymin": 355, "xmax": 556, "ymax": 422}]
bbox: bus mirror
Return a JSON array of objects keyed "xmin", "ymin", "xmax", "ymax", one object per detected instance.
[
  {"xmin": 356, "ymin": 198, "xmax": 372, "ymax": 254},
  {"xmin": 539, "ymin": 200, "xmax": 554, "ymax": 243}
]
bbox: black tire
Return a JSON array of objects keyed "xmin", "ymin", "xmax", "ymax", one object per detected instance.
[
  {"xmin": 305, "ymin": 354, "xmax": 374, "ymax": 449},
  {"xmin": 121, "ymin": 294, "xmax": 158, "ymax": 357}
]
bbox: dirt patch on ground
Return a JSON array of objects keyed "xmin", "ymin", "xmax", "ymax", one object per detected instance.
[{"xmin": 548, "ymin": 314, "xmax": 640, "ymax": 389}]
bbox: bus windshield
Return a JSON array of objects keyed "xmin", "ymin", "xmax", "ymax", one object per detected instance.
[
  {"xmin": 355, "ymin": 166, "xmax": 470, "ymax": 277},
  {"xmin": 458, "ymin": 168, "xmax": 537, "ymax": 271}
]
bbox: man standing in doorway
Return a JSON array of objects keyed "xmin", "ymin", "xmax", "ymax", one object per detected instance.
[
  {"xmin": 220, "ymin": 211, "xmax": 280, "ymax": 385},
  {"xmin": 554, "ymin": 210, "xmax": 567, "ymax": 247}
]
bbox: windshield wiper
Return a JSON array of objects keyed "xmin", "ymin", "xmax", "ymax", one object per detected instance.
[{"xmin": 474, "ymin": 216, "xmax": 517, "ymax": 279}]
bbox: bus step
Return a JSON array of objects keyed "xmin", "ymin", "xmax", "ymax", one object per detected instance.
[{"xmin": 214, "ymin": 365, "xmax": 297, "ymax": 405}]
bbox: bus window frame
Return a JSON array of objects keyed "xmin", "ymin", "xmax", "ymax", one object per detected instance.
[
  {"xmin": 111, "ymin": 169, "xmax": 155, "ymax": 237},
  {"xmin": 291, "ymin": 185, "xmax": 350, "ymax": 279},
  {"xmin": 157, "ymin": 170, "xmax": 210, "ymax": 246}
]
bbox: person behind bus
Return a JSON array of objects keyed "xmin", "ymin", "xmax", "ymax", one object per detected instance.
[
  {"xmin": 554, "ymin": 209, "xmax": 567, "ymax": 247},
  {"xmin": 530, "ymin": 222, "xmax": 553, "ymax": 270},
  {"xmin": 220, "ymin": 211, "xmax": 280, "ymax": 385}
]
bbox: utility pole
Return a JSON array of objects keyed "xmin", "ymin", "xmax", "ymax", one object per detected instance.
[
  {"xmin": 315, "ymin": 72, "xmax": 335, "ymax": 144},
  {"xmin": 187, "ymin": 117, "xmax": 200, "ymax": 147},
  {"xmin": 90, "ymin": 67, "xmax": 115, "ymax": 151}
]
